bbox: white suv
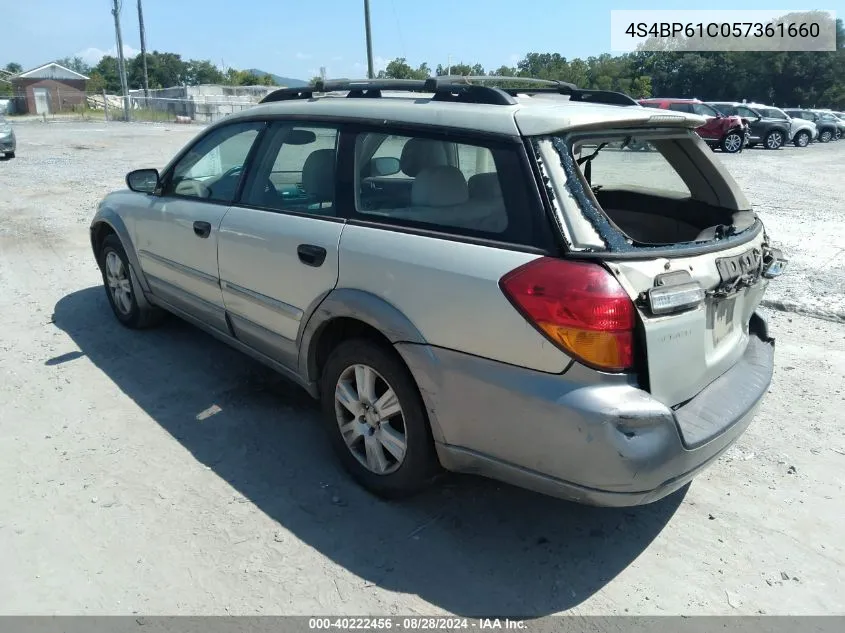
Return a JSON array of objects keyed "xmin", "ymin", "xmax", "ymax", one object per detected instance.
[{"xmin": 90, "ymin": 77, "xmax": 785, "ymax": 506}]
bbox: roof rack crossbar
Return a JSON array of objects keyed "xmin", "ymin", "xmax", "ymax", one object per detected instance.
[
  {"xmin": 258, "ymin": 76, "xmax": 637, "ymax": 108},
  {"xmin": 501, "ymin": 86, "xmax": 638, "ymax": 106},
  {"xmin": 260, "ymin": 77, "xmax": 520, "ymax": 106}
]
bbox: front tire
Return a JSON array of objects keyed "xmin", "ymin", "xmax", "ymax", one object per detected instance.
[
  {"xmin": 4, "ymin": 151, "xmax": 14, "ymax": 159},
  {"xmin": 764, "ymin": 130, "xmax": 785, "ymax": 150},
  {"xmin": 721, "ymin": 130, "xmax": 744, "ymax": 153},
  {"xmin": 820, "ymin": 129, "xmax": 833, "ymax": 143},
  {"xmin": 793, "ymin": 131, "xmax": 811, "ymax": 147},
  {"xmin": 320, "ymin": 339, "xmax": 439, "ymax": 498},
  {"xmin": 98, "ymin": 234, "xmax": 164, "ymax": 329}
]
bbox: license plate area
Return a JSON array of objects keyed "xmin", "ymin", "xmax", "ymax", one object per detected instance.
[
  {"xmin": 709, "ymin": 294, "xmax": 738, "ymax": 348},
  {"xmin": 716, "ymin": 248, "xmax": 762, "ymax": 283}
]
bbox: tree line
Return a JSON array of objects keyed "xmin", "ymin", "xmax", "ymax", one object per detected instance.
[
  {"xmin": 371, "ymin": 46, "xmax": 844, "ymax": 109},
  {"xmin": 361, "ymin": 16, "xmax": 845, "ymax": 109}
]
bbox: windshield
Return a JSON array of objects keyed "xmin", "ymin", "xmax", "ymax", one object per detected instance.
[
  {"xmin": 710, "ymin": 104, "xmax": 735, "ymax": 116},
  {"xmin": 691, "ymin": 103, "xmax": 721, "ymax": 117},
  {"xmin": 756, "ymin": 107, "xmax": 787, "ymax": 120}
]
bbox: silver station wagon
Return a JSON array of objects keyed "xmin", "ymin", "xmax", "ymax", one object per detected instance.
[{"xmin": 90, "ymin": 77, "xmax": 786, "ymax": 506}]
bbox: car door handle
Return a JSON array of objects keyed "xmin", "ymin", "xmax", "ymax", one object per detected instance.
[
  {"xmin": 193, "ymin": 221, "xmax": 211, "ymax": 238},
  {"xmin": 297, "ymin": 244, "xmax": 327, "ymax": 267}
]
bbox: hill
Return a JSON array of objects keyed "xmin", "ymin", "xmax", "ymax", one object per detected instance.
[{"xmin": 247, "ymin": 69, "xmax": 308, "ymax": 87}]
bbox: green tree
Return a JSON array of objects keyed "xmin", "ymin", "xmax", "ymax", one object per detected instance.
[
  {"xmin": 377, "ymin": 58, "xmax": 430, "ymax": 79},
  {"xmin": 56, "ymin": 56, "xmax": 91, "ymax": 75},
  {"xmin": 4, "ymin": 62, "xmax": 23, "ymax": 74},
  {"xmin": 184, "ymin": 59, "xmax": 225, "ymax": 85},
  {"xmin": 435, "ymin": 62, "xmax": 485, "ymax": 76}
]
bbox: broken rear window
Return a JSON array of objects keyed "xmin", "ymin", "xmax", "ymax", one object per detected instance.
[{"xmin": 537, "ymin": 130, "xmax": 759, "ymax": 253}]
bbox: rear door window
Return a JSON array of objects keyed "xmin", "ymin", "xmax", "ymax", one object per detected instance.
[{"xmin": 350, "ymin": 131, "xmax": 541, "ymax": 246}]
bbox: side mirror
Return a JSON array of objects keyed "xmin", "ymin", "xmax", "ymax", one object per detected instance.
[
  {"xmin": 126, "ymin": 168, "xmax": 160, "ymax": 194},
  {"xmin": 369, "ymin": 156, "xmax": 401, "ymax": 177}
]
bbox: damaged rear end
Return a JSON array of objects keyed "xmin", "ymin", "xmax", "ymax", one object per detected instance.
[{"xmin": 525, "ymin": 111, "xmax": 785, "ymax": 452}]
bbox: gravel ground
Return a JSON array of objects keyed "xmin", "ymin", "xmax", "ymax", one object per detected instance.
[{"xmin": 0, "ymin": 121, "xmax": 843, "ymax": 616}]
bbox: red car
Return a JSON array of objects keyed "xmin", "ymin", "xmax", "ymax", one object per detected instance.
[{"xmin": 639, "ymin": 98, "xmax": 748, "ymax": 153}]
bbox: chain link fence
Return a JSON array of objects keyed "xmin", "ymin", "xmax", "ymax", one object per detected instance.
[{"xmin": 1, "ymin": 86, "xmax": 273, "ymax": 124}]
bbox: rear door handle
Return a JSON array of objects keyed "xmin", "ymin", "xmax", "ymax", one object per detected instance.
[
  {"xmin": 297, "ymin": 244, "xmax": 327, "ymax": 267},
  {"xmin": 193, "ymin": 221, "xmax": 211, "ymax": 238}
]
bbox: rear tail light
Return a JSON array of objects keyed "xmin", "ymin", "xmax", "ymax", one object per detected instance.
[{"xmin": 499, "ymin": 258, "xmax": 635, "ymax": 372}]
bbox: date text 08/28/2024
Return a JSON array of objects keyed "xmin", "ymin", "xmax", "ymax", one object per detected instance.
[{"xmin": 308, "ymin": 618, "xmax": 527, "ymax": 630}]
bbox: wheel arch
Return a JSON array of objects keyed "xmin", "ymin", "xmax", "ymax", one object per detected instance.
[
  {"xmin": 298, "ymin": 289, "xmax": 446, "ymax": 444},
  {"xmin": 298, "ymin": 288, "xmax": 428, "ymax": 386},
  {"xmin": 90, "ymin": 209, "xmax": 154, "ymax": 302}
]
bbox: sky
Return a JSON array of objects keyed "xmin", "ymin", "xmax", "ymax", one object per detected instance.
[{"xmin": 2, "ymin": 1, "xmax": 842, "ymax": 80}]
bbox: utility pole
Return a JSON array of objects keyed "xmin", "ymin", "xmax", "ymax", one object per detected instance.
[
  {"xmin": 137, "ymin": 0, "xmax": 150, "ymax": 103},
  {"xmin": 111, "ymin": 0, "xmax": 130, "ymax": 121},
  {"xmin": 364, "ymin": 0, "xmax": 374, "ymax": 79},
  {"xmin": 447, "ymin": 55, "xmax": 451, "ymax": 76}
]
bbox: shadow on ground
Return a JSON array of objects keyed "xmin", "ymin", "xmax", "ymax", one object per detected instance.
[{"xmin": 52, "ymin": 286, "xmax": 686, "ymax": 617}]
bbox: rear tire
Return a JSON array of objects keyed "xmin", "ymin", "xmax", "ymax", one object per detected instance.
[
  {"xmin": 820, "ymin": 129, "xmax": 833, "ymax": 143},
  {"xmin": 793, "ymin": 131, "xmax": 811, "ymax": 147},
  {"xmin": 764, "ymin": 129, "xmax": 784, "ymax": 150},
  {"xmin": 5, "ymin": 151, "xmax": 14, "ymax": 159},
  {"xmin": 320, "ymin": 338, "xmax": 439, "ymax": 498},
  {"xmin": 720, "ymin": 130, "xmax": 744, "ymax": 153},
  {"xmin": 98, "ymin": 234, "xmax": 165, "ymax": 329}
]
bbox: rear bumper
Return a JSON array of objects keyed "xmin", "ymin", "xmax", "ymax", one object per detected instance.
[
  {"xmin": 0, "ymin": 138, "xmax": 14, "ymax": 152},
  {"xmin": 397, "ymin": 314, "xmax": 774, "ymax": 507}
]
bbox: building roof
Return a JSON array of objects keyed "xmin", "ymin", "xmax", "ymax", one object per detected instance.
[
  {"xmin": 223, "ymin": 92, "xmax": 704, "ymax": 137},
  {"xmin": 13, "ymin": 62, "xmax": 89, "ymax": 81}
]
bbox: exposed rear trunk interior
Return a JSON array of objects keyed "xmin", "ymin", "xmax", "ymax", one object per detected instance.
[{"xmin": 594, "ymin": 188, "xmax": 751, "ymax": 245}]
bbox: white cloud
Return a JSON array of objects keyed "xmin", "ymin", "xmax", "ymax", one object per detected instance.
[
  {"xmin": 331, "ymin": 55, "xmax": 343, "ymax": 62},
  {"xmin": 76, "ymin": 45, "xmax": 141, "ymax": 66},
  {"xmin": 295, "ymin": 52, "xmax": 312, "ymax": 60}
]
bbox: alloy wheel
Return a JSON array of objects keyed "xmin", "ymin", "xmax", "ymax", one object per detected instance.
[
  {"xmin": 334, "ymin": 363, "xmax": 407, "ymax": 475},
  {"xmin": 797, "ymin": 132, "xmax": 810, "ymax": 147},
  {"xmin": 105, "ymin": 251, "xmax": 133, "ymax": 315},
  {"xmin": 766, "ymin": 132, "xmax": 783, "ymax": 149},
  {"xmin": 723, "ymin": 133, "xmax": 742, "ymax": 153}
]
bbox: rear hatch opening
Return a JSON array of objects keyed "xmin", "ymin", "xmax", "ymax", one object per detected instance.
[
  {"xmin": 534, "ymin": 128, "xmax": 762, "ymax": 255},
  {"xmin": 530, "ymin": 128, "xmax": 786, "ymax": 407}
]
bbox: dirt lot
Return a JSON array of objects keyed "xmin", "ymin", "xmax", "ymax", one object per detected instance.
[{"xmin": 0, "ymin": 122, "xmax": 843, "ymax": 616}]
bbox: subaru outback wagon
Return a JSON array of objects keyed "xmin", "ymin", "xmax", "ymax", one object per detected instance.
[{"xmin": 90, "ymin": 77, "xmax": 785, "ymax": 506}]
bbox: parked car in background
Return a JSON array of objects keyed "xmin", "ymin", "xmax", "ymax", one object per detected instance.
[
  {"xmin": 812, "ymin": 110, "xmax": 845, "ymax": 139},
  {"xmin": 743, "ymin": 103, "xmax": 816, "ymax": 147},
  {"xmin": 639, "ymin": 98, "xmax": 748, "ymax": 153},
  {"xmin": 89, "ymin": 76, "xmax": 785, "ymax": 506},
  {"xmin": 0, "ymin": 117, "xmax": 15, "ymax": 158},
  {"xmin": 708, "ymin": 102, "xmax": 789, "ymax": 150},
  {"xmin": 784, "ymin": 108, "xmax": 838, "ymax": 142}
]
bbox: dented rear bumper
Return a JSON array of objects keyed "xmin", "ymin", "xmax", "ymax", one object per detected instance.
[{"xmin": 396, "ymin": 313, "xmax": 774, "ymax": 507}]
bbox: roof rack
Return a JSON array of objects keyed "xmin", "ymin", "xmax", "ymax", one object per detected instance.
[{"xmin": 259, "ymin": 76, "xmax": 638, "ymax": 107}]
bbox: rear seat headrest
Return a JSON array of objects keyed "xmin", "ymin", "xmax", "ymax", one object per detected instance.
[
  {"xmin": 468, "ymin": 172, "xmax": 503, "ymax": 199},
  {"xmin": 411, "ymin": 166, "xmax": 469, "ymax": 207},
  {"xmin": 400, "ymin": 138, "xmax": 449, "ymax": 177}
]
